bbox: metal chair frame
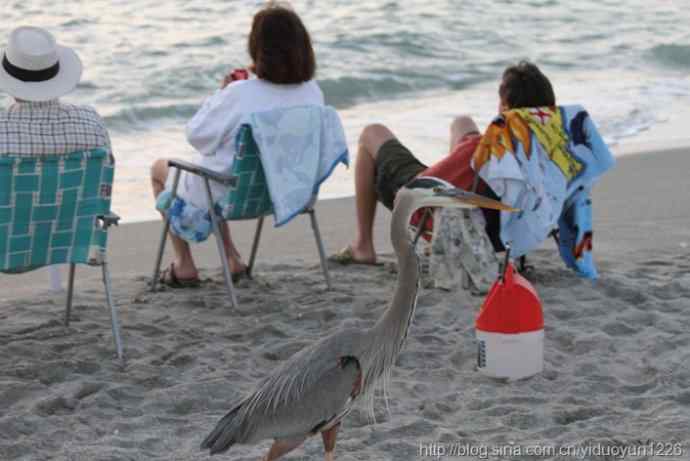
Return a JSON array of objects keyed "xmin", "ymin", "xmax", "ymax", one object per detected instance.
[
  {"xmin": 150, "ymin": 158, "xmax": 332, "ymax": 309},
  {"xmin": 64, "ymin": 213, "xmax": 123, "ymax": 361},
  {"xmin": 0, "ymin": 150, "xmax": 124, "ymax": 361}
]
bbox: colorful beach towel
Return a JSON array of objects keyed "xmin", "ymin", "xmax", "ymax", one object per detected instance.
[
  {"xmin": 472, "ymin": 105, "xmax": 615, "ymax": 278},
  {"xmin": 558, "ymin": 186, "xmax": 597, "ymax": 278}
]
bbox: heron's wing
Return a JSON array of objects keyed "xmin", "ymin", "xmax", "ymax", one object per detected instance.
[
  {"xmin": 241, "ymin": 353, "xmax": 362, "ymax": 441},
  {"xmin": 203, "ymin": 330, "xmax": 364, "ymax": 449}
]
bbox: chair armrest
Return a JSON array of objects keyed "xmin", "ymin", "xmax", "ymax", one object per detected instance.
[
  {"xmin": 167, "ymin": 159, "xmax": 237, "ymax": 186},
  {"xmin": 97, "ymin": 212, "xmax": 121, "ymax": 229}
]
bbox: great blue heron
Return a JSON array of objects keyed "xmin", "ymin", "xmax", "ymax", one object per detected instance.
[{"xmin": 201, "ymin": 185, "xmax": 513, "ymax": 461}]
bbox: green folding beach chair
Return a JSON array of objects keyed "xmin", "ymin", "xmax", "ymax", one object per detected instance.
[
  {"xmin": 151, "ymin": 125, "xmax": 332, "ymax": 307},
  {"xmin": 0, "ymin": 148, "xmax": 123, "ymax": 360}
]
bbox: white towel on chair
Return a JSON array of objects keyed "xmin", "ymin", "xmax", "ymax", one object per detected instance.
[{"xmin": 245, "ymin": 105, "xmax": 349, "ymax": 226}]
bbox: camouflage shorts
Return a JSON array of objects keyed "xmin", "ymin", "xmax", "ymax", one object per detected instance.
[{"xmin": 430, "ymin": 208, "xmax": 500, "ymax": 294}]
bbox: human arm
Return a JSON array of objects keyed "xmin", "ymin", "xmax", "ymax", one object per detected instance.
[
  {"xmin": 186, "ymin": 86, "xmax": 242, "ymax": 157},
  {"xmin": 186, "ymin": 68, "xmax": 252, "ymax": 156}
]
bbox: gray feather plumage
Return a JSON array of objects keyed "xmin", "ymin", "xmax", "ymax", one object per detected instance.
[{"xmin": 202, "ymin": 188, "xmax": 427, "ymax": 455}]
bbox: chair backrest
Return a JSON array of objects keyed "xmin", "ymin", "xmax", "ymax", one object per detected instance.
[
  {"xmin": 0, "ymin": 148, "xmax": 114, "ymax": 273},
  {"xmin": 218, "ymin": 125, "xmax": 273, "ymax": 220}
]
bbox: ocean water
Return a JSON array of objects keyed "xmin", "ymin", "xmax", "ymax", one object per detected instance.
[{"xmin": 2, "ymin": 0, "xmax": 690, "ymax": 222}]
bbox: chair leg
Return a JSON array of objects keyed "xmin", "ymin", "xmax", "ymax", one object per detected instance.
[
  {"xmin": 64, "ymin": 263, "xmax": 76, "ymax": 326},
  {"xmin": 102, "ymin": 261, "xmax": 124, "ymax": 361},
  {"xmin": 203, "ymin": 178, "xmax": 238, "ymax": 308},
  {"xmin": 151, "ymin": 167, "xmax": 182, "ymax": 292},
  {"xmin": 247, "ymin": 216, "xmax": 265, "ymax": 278},
  {"xmin": 308, "ymin": 209, "xmax": 332, "ymax": 290},
  {"xmin": 150, "ymin": 216, "xmax": 171, "ymax": 292},
  {"xmin": 551, "ymin": 229, "xmax": 560, "ymax": 245}
]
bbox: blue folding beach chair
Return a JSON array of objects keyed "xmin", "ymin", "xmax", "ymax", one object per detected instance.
[
  {"xmin": 0, "ymin": 148, "xmax": 123, "ymax": 360},
  {"xmin": 151, "ymin": 124, "xmax": 332, "ymax": 308}
]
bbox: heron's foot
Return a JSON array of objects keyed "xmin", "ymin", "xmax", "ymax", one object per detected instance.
[{"xmin": 325, "ymin": 451, "xmax": 335, "ymax": 461}]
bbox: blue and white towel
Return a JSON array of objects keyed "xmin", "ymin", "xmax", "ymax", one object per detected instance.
[{"xmin": 243, "ymin": 105, "xmax": 349, "ymax": 226}]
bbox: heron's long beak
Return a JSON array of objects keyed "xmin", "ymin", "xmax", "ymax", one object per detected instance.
[
  {"xmin": 405, "ymin": 186, "xmax": 518, "ymax": 246},
  {"xmin": 431, "ymin": 187, "xmax": 519, "ymax": 212}
]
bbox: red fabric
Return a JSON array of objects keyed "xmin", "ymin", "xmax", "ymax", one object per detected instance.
[
  {"xmin": 419, "ymin": 133, "xmax": 481, "ymax": 190},
  {"xmin": 409, "ymin": 134, "xmax": 483, "ymax": 238}
]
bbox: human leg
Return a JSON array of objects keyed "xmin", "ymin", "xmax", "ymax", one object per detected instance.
[
  {"xmin": 350, "ymin": 124, "xmax": 397, "ymax": 264},
  {"xmin": 150, "ymin": 158, "xmax": 199, "ymax": 281},
  {"xmin": 449, "ymin": 115, "xmax": 480, "ymax": 151},
  {"xmin": 219, "ymin": 222, "xmax": 248, "ymax": 275},
  {"xmin": 150, "ymin": 158, "xmax": 170, "ymax": 198}
]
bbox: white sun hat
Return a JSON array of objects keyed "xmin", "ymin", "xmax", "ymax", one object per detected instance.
[{"xmin": 0, "ymin": 26, "xmax": 82, "ymax": 101}]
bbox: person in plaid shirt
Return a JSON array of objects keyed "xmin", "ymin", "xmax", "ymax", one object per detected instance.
[{"xmin": 0, "ymin": 26, "xmax": 110, "ymax": 156}]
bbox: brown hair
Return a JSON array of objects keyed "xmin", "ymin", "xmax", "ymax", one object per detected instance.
[
  {"xmin": 499, "ymin": 61, "xmax": 556, "ymax": 109},
  {"xmin": 248, "ymin": 3, "xmax": 316, "ymax": 84}
]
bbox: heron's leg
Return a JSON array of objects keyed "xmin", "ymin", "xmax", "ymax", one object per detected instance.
[
  {"xmin": 261, "ymin": 436, "xmax": 306, "ymax": 461},
  {"xmin": 321, "ymin": 422, "xmax": 340, "ymax": 461}
]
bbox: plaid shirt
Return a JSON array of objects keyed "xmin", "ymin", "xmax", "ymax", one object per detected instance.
[{"xmin": 0, "ymin": 100, "xmax": 111, "ymax": 157}]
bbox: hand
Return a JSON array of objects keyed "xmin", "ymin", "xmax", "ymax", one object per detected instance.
[
  {"xmin": 221, "ymin": 72, "xmax": 233, "ymax": 89},
  {"xmin": 221, "ymin": 68, "xmax": 249, "ymax": 89}
]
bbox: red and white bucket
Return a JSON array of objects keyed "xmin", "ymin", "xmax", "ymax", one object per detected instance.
[{"xmin": 475, "ymin": 252, "xmax": 544, "ymax": 380}]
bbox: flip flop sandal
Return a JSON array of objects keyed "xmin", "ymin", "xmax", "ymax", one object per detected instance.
[
  {"xmin": 159, "ymin": 263, "xmax": 201, "ymax": 288},
  {"xmin": 328, "ymin": 246, "xmax": 382, "ymax": 266}
]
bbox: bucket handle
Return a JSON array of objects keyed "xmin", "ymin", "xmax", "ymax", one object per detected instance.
[{"xmin": 499, "ymin": 244, "xmax": 512, "ymax": 284}]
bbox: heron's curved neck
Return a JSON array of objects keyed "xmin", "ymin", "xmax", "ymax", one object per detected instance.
[{"xmin": 372, "ymin": 191, "xmax": 421, "ymax": 351}]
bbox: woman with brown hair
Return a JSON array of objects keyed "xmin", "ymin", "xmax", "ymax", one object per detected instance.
[{"xmin": 151, "ymin": 3, "xmax": 323, "ymax": 287}]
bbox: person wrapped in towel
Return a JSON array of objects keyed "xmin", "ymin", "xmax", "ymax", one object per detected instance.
[
  {"xmin": 472, "ymin": 101, "xmax": 615, "ymax": 279},
  {"xmin": 335, "ymin": 61, "xmax": 614, "ymax": 292}
]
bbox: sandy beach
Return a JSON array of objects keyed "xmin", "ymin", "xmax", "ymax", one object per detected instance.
[{"xmin": 1, "ymin": 148, "xmax": 689, "ymax": 461}]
